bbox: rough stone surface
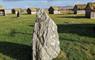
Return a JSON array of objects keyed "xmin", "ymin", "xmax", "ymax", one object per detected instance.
[{"xmin": 32, "ymin": 9, "xmax": 60, "ymax": 60}]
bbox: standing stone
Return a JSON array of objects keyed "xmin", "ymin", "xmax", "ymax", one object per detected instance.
[
  {"xmin": 16, "ymin": 11, "xmax": 20, "ymax": 17},
  {"xmin": 32, "ymin": 9, "xmax": 60, "ymax": 60}
]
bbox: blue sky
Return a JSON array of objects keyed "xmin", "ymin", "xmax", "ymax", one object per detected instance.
[{"xmin": 0, "ymin": 0, "xmax": 95, "ymax": 9}]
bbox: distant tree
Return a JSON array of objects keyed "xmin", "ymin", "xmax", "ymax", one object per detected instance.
[
  {"xmin": 27, "ymin": 8, "xmax": 31, "ymax": 14},
  {"xmin": 48, "ymin": 6, "xmax": 54, "ymax": 14},
  {"xmin": 12, "ymin": 9, "xmax": 15, "ymax": 14}
]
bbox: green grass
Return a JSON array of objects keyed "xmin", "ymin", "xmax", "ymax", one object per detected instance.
[
  {"xmin": 50, "ymin": 14, "xmax": 95, "ymax": 60},
  {"xmin": 0, "ymin": 14, "xmax": 95, "ymax": 60},
  {"xmin": 0, "ymin": 14, "xmax": 35, "ymax": 60}
]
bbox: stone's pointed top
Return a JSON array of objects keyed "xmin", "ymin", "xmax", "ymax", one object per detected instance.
[
  {"xmin": 36, "ymin": 8, "xmax": 47, "ymax": 16},
  {"xmin": 36, "ymin": 8, "xmax": 48, "ymax": 22},
  {"xmin": 36, "ymin": 9, "xmax": 43, "ymax": 17}
]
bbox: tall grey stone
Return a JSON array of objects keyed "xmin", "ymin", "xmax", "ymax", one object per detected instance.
[{"xmin": 32, "ymin": 9, "xmax": 60, "ymax": 60}]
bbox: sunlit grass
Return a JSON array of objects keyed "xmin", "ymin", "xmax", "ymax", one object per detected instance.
[{"xmin": 0, "ymin": 14, "xmax": 95, "ymax": 60}]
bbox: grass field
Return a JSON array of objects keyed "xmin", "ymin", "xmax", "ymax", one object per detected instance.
[{"xmin": 0, "ymin": 14, "xmax": 95, "ymax": 60}]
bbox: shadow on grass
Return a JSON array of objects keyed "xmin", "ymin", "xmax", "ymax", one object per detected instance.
[
  {"xmin": 28, "ymin": 25, "xmax": 34, "ymax": 27},
  {"xmin": 57, "ymin": 24, "xmax": 95, "ymax": 37},
  {"xmin": 15, "ymin": 32, "xmax": 32, "ymax": 35},
  {"xmin": 9, "ymin": 29, "xmax": 32, "ymax": 37},
  {"xmin": 11, "ymin": 16, "xmax": 20, "ymax": 18},
  {"xmin": 0, "ymin": 41, "xmax": 32, "ymax": 60},
  {"xmin": 58, "ymin": 15, "xmax": 86, "ymax": 19}
]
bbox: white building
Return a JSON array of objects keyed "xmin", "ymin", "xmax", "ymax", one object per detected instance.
[{"xmin": 54, "ymin": 10, "xmax": 61, "ymax": 14}]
